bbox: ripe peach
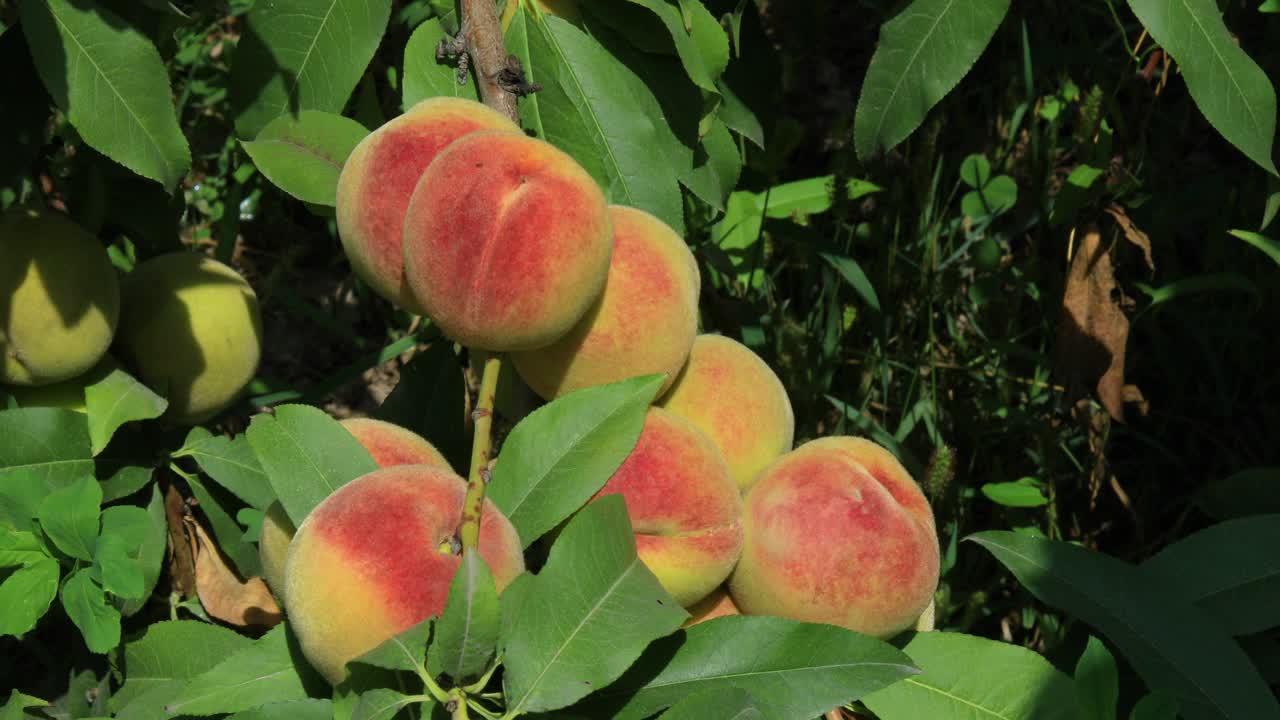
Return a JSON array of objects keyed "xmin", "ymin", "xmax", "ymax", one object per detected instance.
[
  {"xmin": 117, "ymin": 253, "xmax": 262, "ymax": 425},
  {"xmin": 728, "ymin": 437, "xmax": 939, "ymax": 638},
  {"xmin": 336, "ymin": 98, "xmax": 518, "ymax": 311},
  {"xmin": 683, "ymin": 587, "xmax": 740, "ymax": 627},
  {"xmin": 285, "ymin": 466, "xmax": 525, "ymax": 684},
  {"xmin": 658, "ymin": 335, "xmax": 794, "ymax": 492},
  {"xmin": 586, "ymin": 407, "xmax": 741, "ymax": 607},
  {"xmin": 0, "ymin": 208, "xmax": 119, "ymax": 386},
  {"xmin": 259, "ymin": 418, "xmax": 454, "ymax": 599},
  {"xmin": 512, "ymin": 206, "xmax": 699, "ymax": 399},
  {"xmin": 402, "ymin": 130, "xmax": 612, "ymax": 351},
  {"xmin": 339, "ymin": 417, "xmax": 453, "ymax": 470}
]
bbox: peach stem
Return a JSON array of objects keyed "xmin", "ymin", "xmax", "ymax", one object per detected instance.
[
  {"xmin": 460, "ymin": 353, "xmax": 502, "ymax": 551},
  {"xmin": 460, "ymin": 0, "xmax": 520, "ymax": 121}
]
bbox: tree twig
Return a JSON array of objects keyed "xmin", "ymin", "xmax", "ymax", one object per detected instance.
[{"xmin": 459, "ymin": 354, "xmax": 502, "ymax": 551}]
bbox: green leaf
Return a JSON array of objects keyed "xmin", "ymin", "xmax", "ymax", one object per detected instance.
[
  {"xmin": 0, "ymin": 557, "xmax": 59, "ymax": 636},
  {"xmin": 36, "ymin": 475, "xmax": 101, "ymax": 561},
  {"xmin": 581, "ymin": 615, "xmax": 917, "ymax": 720},
  {"xmin": 1198, "ymin": 467, "xmax": 1280, "ymax": 519},
  {"xmin": 1134, "ymin": 272, "xmax": 1260, "ymax": 308},
  {"xmin": 680, "ymin": 118, "xmax": 742, "ymax": 211},
  {"xmin": 0, "ymin": 691, "xmax": 48, "ymax": 720},
  {"xmin": 376, "ymin": 342, "xmax": 467, "ymax": 473},
  {"xmin": 1141, "ymin": 515, "xmax": 1280, "ymax": 635},
  {"xmin": 623, "ymin": 0, "xmax": 728, "ymax": 93},
  {"xmin": 819, "ymin": 253, "xmax": 881, "ymax": 313},
  {"xmin": 427, "ymin": 553, "xmax": 500, "ymax": 682},
  {"xmin": 101, "ymin": 487, "xmax": 167, "ymax": 616},
  {"xmin": 507, "ymin": 11, "xmax": 685, "ymax": 232},
  {"xmin": 245, "ymin": 404, "xmax": 379, "ymax": 526},
  {"xmin": 0, "ymin": 408, "xmax": 94, "ymax": 488},
  {"xmin": 348, "ymin": 619, "xmax": 431, "ymax": 673},
  {"xmin": 1262, "ymin": 179, "xmax": 1280, "ymax": 229},
  {"xmin": 1050, "ymin": 164, "xmax": 1106, "ymax": 226},
  {"xmin": 226, "ymin": 699, "xmax": 334, "ymax": 720},
  {"xmin": 61, "ymin": 568, "xmax": 121, "ymax": 653},
  {"xmin": 19, "ymin": 0, "xmax": 190, "ymax": 188},
  {"xmin": 854, "ymin": 0, "xmax": 1011, "ymax": 161},
  {"xmin": 109, "ymin": 620, "xmax": 253, "ymax": 715},
  {"xmin": 981, "ymin": 479, "xmax": 1049, "ymax": 508},
  {"xmin": 863, "ymin": 632, "xmax": 1080, "ymax": 720},
  {"xmin": 240, "ymin": 111, "xmax": 370, "ymax": 206},
  {"xmin": 1128, "ymin": 0, "xmax": 1278, "ymax": 175},
  {"xmin": 487, "ymin": 375, "xmax": 664, "ymax": 548},
  {"xmin": 969, "ymin": 531, "xmax": 1280, "ymax": 719},
  {"xmin": 100, "ymin": 465, "xmax": 154, "ymax": 503},
  {"xmin": 84, "ymin": 367, "xmax": 167, "ymax": 455},
  {"xmin": 959, "ymin": 154, "xmax": 992, "ymax": 188},
  {"xmin": 500, "ymin": 496, "xmax": 689, "ymax": 714},
  {"xmin": 94, "ymin": 533, "xmax": 145, "ymax": 601},
  {"xmin": 351, "ymin": 689, "xmax": 428, "ymax": 720},
  {"xmin": 717, "ymin": 79, "xmax": 763, "ymax": 147},
  {"xmin": 1075, "ymin": 636, "xmax": 1118, "ymax": 720},
  {"xmin": 0, "ymin": 527, "xmax": 47, "ymax": 568},
  {"xmin": 1130, "ymin": 693, "xmax": 1180, "ymax": 720},
  {"xmin": 962, "ymin": 175, "xmax": 1017, "ymax": 217},
  {"xmin": 403, "ymin": 19, "xmax": 478, "ymax": 108},
  {"xmin": 165, "ymin": 624, "xmax": 316, "ymax": 716},
  {"xmin": 1226, "ymin": 229, "xmax": 1280, "ymax": 269},
  {"xmin": 229, "ymin": 0, "xmax": 391, "ymax": 138},
  {"xmin": 656, "ymin": 688, "xmax": 762, "ymax": 720},
  {"xmin": 1261, "ymin": 0, "xmax": 1280, "ymax": 12},
  {"xmin": 176, "ymin": 428, "xmax": 274, "ymax": 511}
]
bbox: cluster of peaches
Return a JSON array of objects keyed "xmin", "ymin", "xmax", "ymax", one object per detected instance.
[
  {"xmin": 264, "ymin": 97, "xmax": 941, "ymax": 684},
  {"xmin": 1, "ymin": 209, "xmax": 263, "ymax": 425}
]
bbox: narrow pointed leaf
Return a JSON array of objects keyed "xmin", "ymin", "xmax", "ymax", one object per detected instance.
[
  {"xmin": 427, "ymin": 553, "xmax": 500, "ymax": 682},
  {"xmin": 1227, "ymin": 230, "xmax": 1280, "ymax": 269},
  {"xmin": 500, "ymin": 497, "xmax": 688, "ymax": 714},
  {"xmin": 970, "ymin": 531, "xmax": 1280, "ymax": 720},
  {"xmin": 854, "ymin": 0, "xmax": 1011, "ymax": 161},
  {"xmin": 1075, "ymin": 636, "xmax": 1119, "ymax": 720},
  {"xmin": 165, "ymin": 624, "xmax": 315, "ymax": 716},
  {"xmin": 862, "ymin": 632, "xmax": 1080, "ymax": 719},
  {"xmin": 240, "ymin": 111, "xmax": 369, "ymax": 206},
  {"xmin": 657, "ymin": 687, "xmax": 762, "ymax": 720},
  {"xmin": 19, "ymin": 0, "xmax": 190, "ymax": 187},
  {"xmin": 348, "ymin": 620, "xmax": 431, "ymax": 674},
  {"xmin": 488, "ymin": 375, "xmax": 663, "ymax": 547},
  {"xmin": 580, "ymin": 615, "xmax": 917, "ymax": 720},
  {"xmin": 176, "ymin": 428, "xmax": 274, "ymax": 511},
  {"xmin": 246, "ymin": 404, "xmax": 379, "ymax": 526},
  {"xmin": 351, "ymin": 689, "xmax": 428, "ymax": 720},
  {"xmin": 229, "ymin": 0, "xmax": 392, "ymax": 138},
  {"xmin": 1128, "ymin": 0, "xmax": 1278, "ymax": 175},
  {"xmin": 1141, "ymin": 515, "xmax": 1280, "ymax": 635}
]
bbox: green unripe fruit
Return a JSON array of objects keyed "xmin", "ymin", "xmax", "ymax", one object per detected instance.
[
  {"xmin": 0, "ymin": 208, "xmax": 120, "ymax": 386},
  {"xmin": 118, "ymin": 253, "xmax": 263, "ymax": 425}
]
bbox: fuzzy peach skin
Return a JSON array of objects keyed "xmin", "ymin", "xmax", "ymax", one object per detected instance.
[
  {"xmin": 285, "ymin": 466, "xmax": 525, "ymax": 684},
  {"xmin": 339, "ymin": 417, "xmax": 453, "ymax": 470},
  {"xmin": 402, "ymin": 130, "xmax": 612, "ymax": 351},
  {"xmin": 260, "ymin": 419, "xmax": 454, "ymax": 601},
  {"xmin": 728, "ymin": 437, "xmax": 939, "ymax": 638},
  {"xmin": 512, "ymin": 205, "xmax": 699, "ymax": 399},
  {"xmin": 658, "ymin": 335, "xmax": 795, "ymax": 492},
  {"xmin": 683, "ymin": 587, "xmax": 740, "ymax": 627},
  {"xmin": 336, "ymin": 98, "xmax": 518, "ymax": 311},
  {"xmin": 585, "ymin": 407, "xmax": 742, "ymax": 607}
]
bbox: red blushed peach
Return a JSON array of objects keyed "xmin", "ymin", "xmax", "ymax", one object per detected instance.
[
  {"xmin": 683, "ymin": 587, "xmax": 740, "ymax": 627},
  {"xmin": 339, "ymin": 417, "xmax": 453, "ymax": 471},
  {"xmin": 284, "ymin": 466, "xmax": 525, "ymax": 683},
  {"xmin": 728, "ymin": 437, "xmax": 939, "ymax": 638},
  {"xmin": 585, "ymin": 408, "xmax": 742, "ymax": 607},
  {"xmin": 511, "ymin": 205, "xmax": 700, "ymax": 399},
  {"xmin": 402, "ymin": 131, "xmax": 612, "ymax": 351},
  {"xmin": 659, "ymin": 335, "xmax": 795, "ymax": 493},
  {"xmin": 259, "ymin": 419, "xmax": 453, "ymax": 601},
  {"xmin": 336, "ymin": 98, "xmax": 518, "ymax": 311}
]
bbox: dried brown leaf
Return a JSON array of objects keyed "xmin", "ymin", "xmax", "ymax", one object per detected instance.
[
  {"xmin": 1055, "ymin": 226, "xmax": 1131, "ymax": 422},
  {"xmin": 1104, "ymin": 204, "xmax": 1155, "ymax": 273},
  {"xmin": 185, "ymin": 515, "xmax": 282, "ymax": 628},
  {"xmin": 164, "ymin": 483, "xmax": 197, "ymax": 598}
]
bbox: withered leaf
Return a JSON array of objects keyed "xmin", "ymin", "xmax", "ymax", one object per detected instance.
[
  {"xmin": 1104, "ymin": 204, "xmax": 1155, "ymax": 273},
  {"xmin": 185, "ymin": 514, "xmax": 282, "ymax": 628},
  {"xmin": 1055, "ymin": 226, "xmax": 1133, "ymax": 422}
]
